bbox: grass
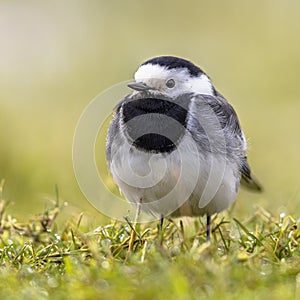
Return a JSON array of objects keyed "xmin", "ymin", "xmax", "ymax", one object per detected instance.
[{"xmin": 0, "ymin": 182, "xmax": 299, "ymax": 300}]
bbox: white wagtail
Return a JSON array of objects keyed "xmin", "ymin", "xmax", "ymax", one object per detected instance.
[{"xmin": 106, "ymin": 56, "xmax": 262, "ymax": 240}]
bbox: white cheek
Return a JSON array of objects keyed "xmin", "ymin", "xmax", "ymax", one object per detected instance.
[{"xmin": 189, "ymin": 75, "xmax": 213, "ymax": 95}]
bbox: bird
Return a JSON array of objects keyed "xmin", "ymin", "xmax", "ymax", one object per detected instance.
[{"xmin": 106, "ymin": 55, "xmax": 262, "ymax": 242}]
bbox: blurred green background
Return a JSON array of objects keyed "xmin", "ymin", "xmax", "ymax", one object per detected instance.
[{"xmin": 1, "ymin": 0, "xmax": 299, "ymax": 221}]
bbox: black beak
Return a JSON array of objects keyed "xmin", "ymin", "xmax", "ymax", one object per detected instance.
[{"xmin": 127, "ymin": 82, "xmax": 153, "ymax": 91}]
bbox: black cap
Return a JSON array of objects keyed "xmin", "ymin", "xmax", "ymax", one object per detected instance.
[{"xmin": 141, "ymin": 56, "xmax": 204, "ymax": 77}]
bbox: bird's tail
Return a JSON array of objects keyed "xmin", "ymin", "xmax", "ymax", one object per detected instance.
[{"xmin": 241, "ymin": 173, "xmax": 263, "ymax": 192}]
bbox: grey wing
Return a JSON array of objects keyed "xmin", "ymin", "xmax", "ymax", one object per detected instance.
[
  {"xmin": 195, "ymin": 92, "xmax": 263, "ymax": 192},
  {"xmin": 205, "ymin": 92, "xmax": 243, "ymax": 137},
  {"xmin": 105, "ymin": 103, "xmax": 122, "ymax": 169}
]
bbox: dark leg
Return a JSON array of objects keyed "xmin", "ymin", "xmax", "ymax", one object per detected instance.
[
  {"xmin": 159, "ymin": 214, "xmax": 164, "ymax": 246},
  {"xmin": 206, "ymin": 215, "xmax": 211, "ymax": 241},
  {"xmin": 179, "ymin": 219, "xmax": 184, "ymax": 238},
  {"xmin": 160, "ymin": 215, "xmax": 164, "ymax": 232}
]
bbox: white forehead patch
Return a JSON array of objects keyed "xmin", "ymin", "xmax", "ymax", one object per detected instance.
[{"xmin": 134, "ymin": 64, "xmax": 173, "ymax": 81}]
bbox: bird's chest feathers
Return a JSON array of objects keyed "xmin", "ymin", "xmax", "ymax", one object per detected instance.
[{"xmin": 110, "ymin": 134, "xmax": 202, "ymax": 191}]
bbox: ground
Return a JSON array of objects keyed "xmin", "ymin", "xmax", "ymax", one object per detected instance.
[{"xmin": 0, "ymin": 187, "xmax": 299, "ymax": 300}]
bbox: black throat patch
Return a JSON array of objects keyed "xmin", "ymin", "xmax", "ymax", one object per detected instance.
[{"xmin": 121, "ymin": 94, "xmax": 190, "ymax": 153}]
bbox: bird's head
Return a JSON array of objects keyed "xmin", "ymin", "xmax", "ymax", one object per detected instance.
[{"xmin": 128, "ymin": 56, "xmax": 215, "ymax": 98}]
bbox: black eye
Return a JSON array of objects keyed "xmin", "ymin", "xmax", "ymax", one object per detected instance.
[{"xmin": 166, "ymin": 79, "xmax": 175, "ymax": 88}]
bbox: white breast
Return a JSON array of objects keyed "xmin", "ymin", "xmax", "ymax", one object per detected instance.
[{"xmin": 109, "ymin": 132, "xmax": 240, "ymax": 219}]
